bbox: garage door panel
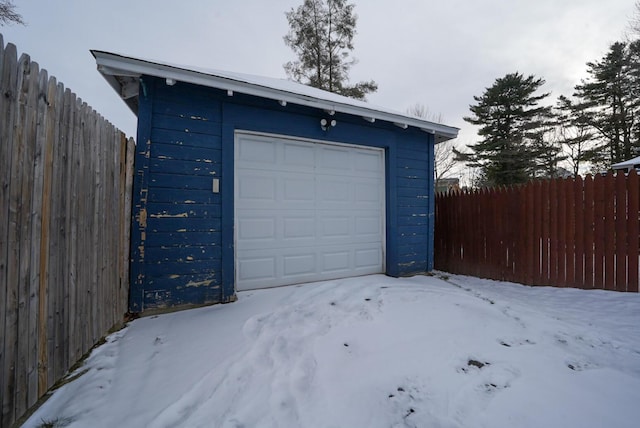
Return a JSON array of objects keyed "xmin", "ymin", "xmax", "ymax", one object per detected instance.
[
  {"xmin": 355, "ymin": 215, "xmax": 382, "ymax": 236},
  {"xmin": 237, "ymin": 217, "xmax": 276, "ymax": 240},
  {"xmin": 319, "ymin": 146, "xmax": 351, "ymax": 170},
  {"xmin": 284, "ymin": 177, "xmax": 315, "ymax": 201},
  {"xmin": 322, "ymin": 251, "xmax": 351, "ymax": 272},
  {"xmin": 317, "ymin": 178, "xmax": 352, "ymax": 202},
  {"xmin": 320, "ymin": 216, "xmax": 351, "ymax": 237},
  {"xmin": 355, "ymin": 248, "xmax": 383, "ymax": 269},
  {"xmin": 236, "ymin": 133, "xmax": 384, "ymax": 290},
  {"xmin": 237, "ymin": 256, "xmax": 277, "ymax": 281},
  {"xmin": 283, "ymin": 253, "xmax": 316, "ymax": 277},
  {"xmin": 238, "ymin": 175, "xmax": 276, "ymax": 201},
  {"xmin": 355, "ymin": 150, "xmax": 384, "ymax": 173},
  {"xmin": 355, "ymin": 182, "xmax": 383, "ymax": 202},
  {"xmin": 283, "ymin": 142, "xmax": 315, "ymax": 168},
  {"xmin": 283, "ymin": 216, "xmax": 316, "ymax": 239},
  {"xmin": 237, "ymin": 137, "xmax": 277, "ymax": 164}
]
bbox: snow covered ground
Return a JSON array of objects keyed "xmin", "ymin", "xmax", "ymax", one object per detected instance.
[{"xmin": 24, "ymin": 273, "xmax": 640, "ymax": 428}]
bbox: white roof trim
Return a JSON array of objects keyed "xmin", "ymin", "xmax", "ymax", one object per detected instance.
[
  {"xmin": 91, "ymin": 50, "xmax": 459, "ymax": 142},
  {"xmin": 612, "ymin": 155, "xmax": 640, "ymax": 170}
]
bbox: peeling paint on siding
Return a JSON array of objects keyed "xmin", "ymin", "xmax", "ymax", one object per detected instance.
[
  {"xmin": 150, "ymin": 212, "xmax": 189, "ymax": 218},
  {"xmin": 184, "ymin": 278, "xmax": 214, "ymax": 288},
  {"xmin": 138, "ymin": 208, "xmax": 147, "ymax": 228},
  {"xmin": 398, "ymin": 261, "xmax": 417, "ymax": 268}
]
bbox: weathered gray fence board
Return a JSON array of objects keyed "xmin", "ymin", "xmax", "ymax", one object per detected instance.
[
  {"xmin": 0, "ymin": 33, "xmax": 8, "ymax": 427},
  {"xmin": 123, "ymin": 135, "xmax": 135, "ymax": 315},
  {"xmin": 0, "ymin": 39, "xmax": 19, "ymax": 428},
  {"xmin": 14, "ymin": 52, "xmax": 36, "ymax": 423},
  {"xmin": 0, "ymin": 37, "xmax": 134, "ymax": 428}
]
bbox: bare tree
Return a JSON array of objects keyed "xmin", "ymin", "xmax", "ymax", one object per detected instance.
[
  {"xmin": 555, "ymin": 95, "xmax": 595, "ymax": 176},
  {"xmin": 0, "ymin": 0, "xmax": 24, "ymax": 26},
  {"xmin": 407, "ymin": 103, "xmax": 458, "ymax": 189},
  {"xmin": 632, "ymin": 1, "xmax": 640, "ymax": 37}
]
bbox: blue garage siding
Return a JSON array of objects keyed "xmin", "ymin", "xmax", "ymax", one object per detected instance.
[
  {"xmin": 130, "ymin": 77, "xmax": 227, "ymax": 312},
  {"xmin": 395, "ymin": 142, "xmax": 434, "ymax": 273},
  {"xmin": 130, "ymin": 76, "xmax": 436, "ymax": 312}
]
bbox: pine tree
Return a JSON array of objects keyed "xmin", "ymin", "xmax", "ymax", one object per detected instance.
[
  {"xmin": 456, "ymin": 73, "xmax": 554, "ymax": 186},
  {"xmin": 573, "ymin": 41, "xmax": 640, "ymax": 168},
  {"xmin": 283, "ymin": 0, "xmax": 377, "ymax": 100}
]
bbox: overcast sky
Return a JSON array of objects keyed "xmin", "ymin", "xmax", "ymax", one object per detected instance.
[{"xmin": 1, "ymin": 0, "xmax": 635, "ymax": 150}]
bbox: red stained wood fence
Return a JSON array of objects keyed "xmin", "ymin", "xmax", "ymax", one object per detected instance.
[{"xmin": 434, "ymin": 171, "xmax": 639, "ymax": 292}]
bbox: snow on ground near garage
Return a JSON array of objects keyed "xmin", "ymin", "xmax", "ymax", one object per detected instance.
[{"xmin": 24, "ymin": 273, "xmax": 640, "ymax": 428}]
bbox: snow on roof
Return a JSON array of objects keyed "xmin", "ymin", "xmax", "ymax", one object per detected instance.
[
  {"xmin": 91, "ymin": 50, "xmax": 458, "ymax": 143},
  {"xmin": 612, "ymin": 155, "xmax": 640, "ymax": 170}
]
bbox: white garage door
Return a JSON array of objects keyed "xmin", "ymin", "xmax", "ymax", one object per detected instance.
[{"xmin": 235, "ymin": 132, "xmax": 385, "ymax": 291}]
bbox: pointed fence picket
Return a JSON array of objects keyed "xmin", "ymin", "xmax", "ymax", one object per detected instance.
[{"xmin": 434, "ymin": 171, "xmax": 640, "ymax": 293}]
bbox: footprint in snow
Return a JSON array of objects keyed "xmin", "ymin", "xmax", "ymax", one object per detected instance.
[
  {"xmin": 458, "ymin": 359, "xmax": 518, "ymax": 393},
  {"xmin": 500, "ymin": 306, "xmax": 527, "ymax": 328},
  {"xmin": 498, "ymin": 338, "xmax": 535, "ymax": 347},
  {"xmin": 388, "ymin": 383, "xmax": 423, "ymax": 427},
  {"xmin": 458, "ymin": 358, "xmax": 491, "ymax": 373},
  {"xmin": 477, "ymin": 365, "xmax": 519, "ymax": 395},
  {"xmin": 566, "ymin": 360, "xmax": 598, "ymax": 371}
]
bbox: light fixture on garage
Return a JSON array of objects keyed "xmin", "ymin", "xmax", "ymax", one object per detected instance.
[
  {"xmin": 165, "ymin": 78, "xmax": 176, "ymax": 86},
  {"xmin": 320, "ymin": 118, "xmax": 337, "ymax": 131}
]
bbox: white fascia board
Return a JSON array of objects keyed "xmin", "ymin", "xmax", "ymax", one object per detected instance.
[
  {"xmin": 92, "ymin": 51, "xmax": 459, "ymax": 141},
  {"xmin": 612, "ymin": 155, "xmax": 640, "ymax": 169}
]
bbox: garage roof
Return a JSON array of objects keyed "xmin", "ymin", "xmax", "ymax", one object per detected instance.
[
  {"xmin": 91, "ymin": 50, "xmax": 459, "ymax": 143},
  {"xmin": 612, "ymin": 155, "xmax": 640, "ymax": 171}
]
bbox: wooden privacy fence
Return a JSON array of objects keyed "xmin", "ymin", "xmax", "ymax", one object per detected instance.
[
  {"xmin": 0, "ymin": 36, "xmax": 135, "ymax": 428},
  {"xmin": 434, "ymin": 171, "xmax": 639, "ymax": 292}
]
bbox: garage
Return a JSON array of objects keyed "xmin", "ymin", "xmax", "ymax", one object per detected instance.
[
  {"xmin": 235, "ymin": 132, "xmax": 385, "ymax": 290},
  {"xmin": 92, "ymin": 50, "xmax": 458, "ymax": 313}
]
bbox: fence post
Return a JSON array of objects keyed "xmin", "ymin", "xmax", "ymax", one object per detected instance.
[
  {"xmin": 532, "ymin": 181, "xmax": 543, "ymax": 285},
  {"xmin": 566, "ymin": 178, "xmax": 576, "ymax": 288},
  {"xmin": 524, "ymin": 182, "xmax": 535, "ymax": 285},
  {"xmin": 574, "ymin": 176, "xmax": 584, "ymax": 288},
  {"xmin": 557, "ymin": 178, "xmax": 567, "ymax": 286},
  {"xmin": 603, "ymin": 172, "xmax": 615, "ymax": 290},
  {"xmin": 627, "ymin": 170, "xmax": 639, "ymax": 292},
  {"xmin": 584, "ymin": 175, "xmax": 595, "ymax": 288},
  {"xmin": 615, "ymin": 172, "xmax": 628, "ymax": 291},
  {"xmin": 593, "ymin": 174, "xmax": 605, "ymax": 288}
]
